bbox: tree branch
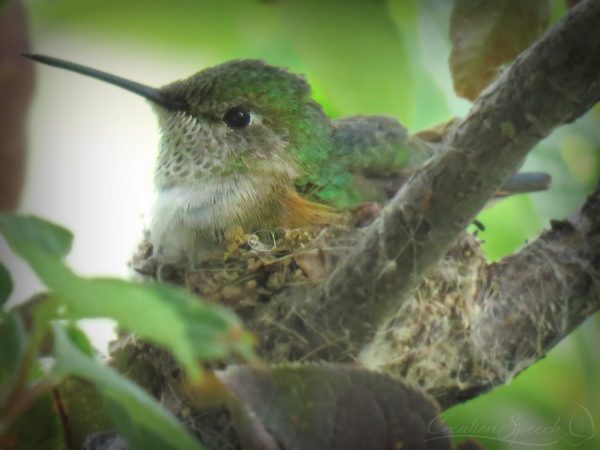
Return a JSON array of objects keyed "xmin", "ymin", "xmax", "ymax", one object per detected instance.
[
  {"xmin": 357, "ymin": 180, "xmax": 600, "ymax": 410},
  {"xmin": 446, "ymin": 181, "xmax": 600, "ymax": 406},
  {"xmin": 309, "ymin": 0, "xmax": 600, "ymax": 350}
]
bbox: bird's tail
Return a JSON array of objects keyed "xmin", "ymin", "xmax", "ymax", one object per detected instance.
[{"xmin": 494, "ymin": 171, "xmax": 551, "ymax": 198}]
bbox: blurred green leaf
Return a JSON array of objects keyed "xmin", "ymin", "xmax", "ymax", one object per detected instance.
[
  {"xmin": 449, "ymin": 0, "xmax": 550, "ymax": 101},
  {"xmin": 55, "ymin": 377, "xmax": 113, "ymax": 448},
  {"xmin": 0, "ymin": 262, "xmax": 12, "ymax": 306},
  {"xmin": 150, "ymin": 283, "xmax": 254, "ymax": 361},
  {"xmin": 51, "ymin": 322, "xmax": 204, "ymax": 450},
  {"xmin": 0, "ymin": 391, "xmax": 64, "ymax": 450},
  {"xmin": 279, "ymin": 0, "xmax": 414, "ymax": 123},
  {"xmin": 0, "ymin": 311, "xmax": 25, "ymax": 400},
  {"xmin": 0, "ymin": 215, "xmax": 253, "ymax": 381},
  {"xmin": 220, "ymin": 364, "xmax": 450, "ymax": 450},
  {"xmin": 65, "ymin": 323, "xmax": 95, "ymax": 357},
  {"xmin": 0, "ymin": 214, "xmax": 72, "ymax": 259}
]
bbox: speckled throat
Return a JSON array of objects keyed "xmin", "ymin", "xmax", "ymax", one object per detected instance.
[{"xmin": 149, "ymin": 109, "xmax": 336, "ymax": 263}]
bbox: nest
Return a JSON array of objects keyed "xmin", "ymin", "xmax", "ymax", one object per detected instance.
[
  {"xmin": 130, "ymin": 214, "xmax": 362, "ymax": 312},
  {"xmin": 360, "ymin": 233, "xmax": 488, "ymax": 395},
  {"xmin": 112, "ymin": 210, "xmax": 527, "ymax": 449}
]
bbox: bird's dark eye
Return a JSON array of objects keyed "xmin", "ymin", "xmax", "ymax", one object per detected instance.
[{"xmin": 223, "ymin": 106, "xmax": 251, "ymax": 129}]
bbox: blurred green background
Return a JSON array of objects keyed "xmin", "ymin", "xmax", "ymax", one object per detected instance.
[{"xmin": 19, "ymin": 0, "xmax": 600, "ymax": 448}]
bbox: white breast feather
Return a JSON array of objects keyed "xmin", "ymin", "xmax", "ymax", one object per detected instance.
[{"xmin": 149, "ymin": 177, "xmax": 269, "ymax": 263}]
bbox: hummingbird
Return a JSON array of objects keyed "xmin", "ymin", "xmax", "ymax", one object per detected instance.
[{"xmin": 25, "ymin": 54, "xmax": 550, "ymax": 264}]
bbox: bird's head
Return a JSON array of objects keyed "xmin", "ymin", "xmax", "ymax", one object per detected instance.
[
  {"xmin": 24, "ymin": 55, "xmax": 334, "ymax": 191},
  {"xmin": 153, "ymin": 59, "xmax": 333, "ymax": 189}
]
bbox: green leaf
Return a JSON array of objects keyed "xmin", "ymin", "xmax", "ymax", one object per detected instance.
[
  {"xmin": 0, "ymin": 215, "xmax": 253, "ymax": 380},
  {"xmin": 55, "ymin": 377, "xmax": 113, "ymax": 449},
  {"xmin": 0, "ymin": 262, "xmax": 12, "ymax": 306},
  {"xmin": 219, "ymin": 364, "xmax": 451, "ymax": 450},
  {"xmin": 279, "ymin": 0, "xmax": 414, "ymax": 124},
  {"xmin": 0, "ymin": 214, "xmax": 73, "ymax": 259},
  {"xmin": 51, "ymin": 322, "xmax": 204, "ymax": 450},
  {"xmin": 65, "ymin": 323, "xmax": 95, "ymax": 357},
  {"xmin": 149, "ymin": 283, "xmax": 254, "ymax": 361},
  {"xmin": 0, "ymin": 391, "xmax": 64, "ymax": 450},
  {"xmin": 0, "ymin": 311, "xmax": 25, "ymax": 401},
  {"xmin": 4, "ymin": 376, "xmax": 112, "ymax": 450},
  {"xmin": 449, "ymin": 0, "xmax": 550, "ymax": 100},
  {"xmin": 48, "ymin": 276, "xmax": 251, "ymax": 379}
]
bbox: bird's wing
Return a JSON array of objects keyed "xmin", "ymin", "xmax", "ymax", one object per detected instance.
[
  {"xmin": 332, "ymin": 115, "xmax": 434, "ymax": 175},
  {"xmin": 330, "ymin": 115, "xmax": 550, "ymax": 205},
  {"xmin": 330, "ymin": 115, "xmax": 437, "ymax": 203}
]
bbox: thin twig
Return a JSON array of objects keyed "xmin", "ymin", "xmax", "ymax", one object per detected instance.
[{"xmin": 52, "ymin": 388, "xmax": 76, "ymax": 450}]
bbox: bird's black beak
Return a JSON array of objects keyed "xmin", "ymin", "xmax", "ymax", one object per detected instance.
[{"xmin": 23, "ymin": 53, "xmax": 187, "ymax": 111}]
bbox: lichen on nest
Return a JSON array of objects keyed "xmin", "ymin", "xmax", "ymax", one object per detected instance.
[
  {"xmin": 130, "ymin": 215, "xmax": 361, "ymax": 311},
  {"xmin": 359, "ymin": 232, "xmax": 489, "ymax": 393}
]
